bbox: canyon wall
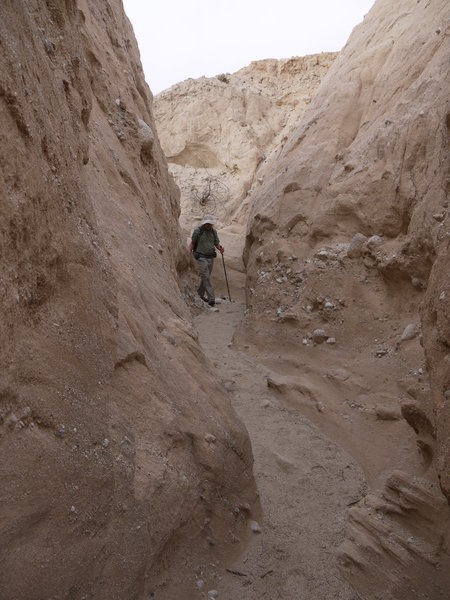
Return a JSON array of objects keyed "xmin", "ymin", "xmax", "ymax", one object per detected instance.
[
  {"xmin": 241, "ymin": 0, "xmax": 450, "ymax": 597},
  {"xmin": 154, "ymin": 54, "xmax": 336, "ymax": 276},
  {"xmin": 0, "ymin": 1, "xmax": 257, "ymax": 598}
]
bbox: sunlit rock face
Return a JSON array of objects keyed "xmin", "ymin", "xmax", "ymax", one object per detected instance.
[{"xmin": 0, "ymin": 1, "xmax": 257, "ymax": 598}]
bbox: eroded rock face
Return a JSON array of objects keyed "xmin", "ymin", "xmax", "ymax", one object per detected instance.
[
  {"xmin": 339, "ymin": 471, "xmax": 450, "ymax": 598},
  {"xmin": 0, "ymin": 1, "xmax": 256, "ymax": 598},
  {"xmin": 241, "ymin": 0, "xmax": 450, "ymax": 596},
  {"xmin": 153, "ymin": 54, "xmax": 336, "ymax": 270}
]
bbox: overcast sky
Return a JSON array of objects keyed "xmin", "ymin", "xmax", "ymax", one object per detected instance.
[{"xmin": 122, "ymin": 0, "xmax": 375, "ymax": 95}]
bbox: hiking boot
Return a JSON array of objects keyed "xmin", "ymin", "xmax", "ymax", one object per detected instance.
[{"xmin": 208, "ymin": 300, "xmax": 215, "ymax": 306}]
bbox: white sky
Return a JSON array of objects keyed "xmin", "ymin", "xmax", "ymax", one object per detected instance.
[{"xmin": 122, "ymin": 0, "xmax": 375, "ymax": 95}]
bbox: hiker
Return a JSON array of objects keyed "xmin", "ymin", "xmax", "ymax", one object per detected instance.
[{"xmin": 190, "ymin": 215, "xmax": 224, "ymax": 306}]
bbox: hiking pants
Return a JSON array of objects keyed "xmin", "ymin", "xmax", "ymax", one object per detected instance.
[{"xmin": 197, "ymin": 256, "xmax": 215, "ymax": 302}]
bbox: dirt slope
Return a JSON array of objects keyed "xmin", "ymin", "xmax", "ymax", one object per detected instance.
[{"xmin": 0, "ymin": 2, "xmax": 257, "ymax": 598}]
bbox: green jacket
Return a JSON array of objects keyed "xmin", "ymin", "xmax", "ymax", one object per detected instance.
[{"xmin": 192, "ymin": 226, "xmax": 220, "ymax": 257}]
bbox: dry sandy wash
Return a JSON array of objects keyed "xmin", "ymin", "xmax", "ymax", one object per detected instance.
[{"xmin": 1, "ymin": 0, "xmax": 450, "ymax": 599}]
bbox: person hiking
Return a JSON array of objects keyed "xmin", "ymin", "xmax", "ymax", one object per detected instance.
[{"xmin": 189, "ymin": 215, "xmax": 224, "ymax": 306}]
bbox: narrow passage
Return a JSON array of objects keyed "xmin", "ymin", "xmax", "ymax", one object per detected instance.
[{"xmin": 195, "ymin": 299, "xmax": 364, "ymax": 600}]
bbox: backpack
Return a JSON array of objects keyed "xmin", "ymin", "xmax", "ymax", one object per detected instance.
[{"xmin": 193, "ymin": 225, "xmax": 216, "ymax": 259}]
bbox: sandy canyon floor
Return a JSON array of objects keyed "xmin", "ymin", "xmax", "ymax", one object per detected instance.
[
  {"xmin": 193, "ymin": 296, "xmax": 365, "ymax": 599},
  {"xmin": 187, "ymin": 249, "xmax": 448, "ymax": 600}
]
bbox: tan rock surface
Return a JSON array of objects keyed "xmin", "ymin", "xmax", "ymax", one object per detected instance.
[
  {"xmin": 239, "ymin": 0, "xmax": 450, "ymax": 596},
  {"xmin": 154, "ymin": 54, "xmax": 336, "ymax": 274},
  {"xmin": 0, "ymin": 2, "xmax": 257, "ymax": 598}
]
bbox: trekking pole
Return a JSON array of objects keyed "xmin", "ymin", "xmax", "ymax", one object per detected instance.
[{"xmin": 221, "ymin": 252, "xmax": 232, "ymax": 301}]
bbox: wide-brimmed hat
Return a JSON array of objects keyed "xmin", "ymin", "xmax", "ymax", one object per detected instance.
[{"xmin": 200, "ymin": 214, "xmax": 216, "ymax": 226}]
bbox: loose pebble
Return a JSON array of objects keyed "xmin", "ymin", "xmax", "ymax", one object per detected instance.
[
  {"xmin": 347, "ymin": 233, "xmax": 367, "ymax": 259},
  {"xmin": 375, "ymin": 348, "xmax": 388, "ymax": 357},
  {"xmin": 366, "ymin": 235, "xmax": 383, "ymax": 249},
  {"xmin": 312, "ymin": 329, "xmax": 327, "ymax": 344},
  {"xmin": 6, "ymin": 414, "xmax": 18, "ymax": 429},
  {"xmin": 249, "ymin": 520, "xmax": 262, "ymax": 533},
  {"xmin": 400, "ymin": 324, "xmax": 419, "ymax": 342}
]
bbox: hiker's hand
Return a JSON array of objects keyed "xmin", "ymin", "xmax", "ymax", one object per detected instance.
[{"xmin": 219, "ymin": 245, "xmax": 224, "ymax": 254}]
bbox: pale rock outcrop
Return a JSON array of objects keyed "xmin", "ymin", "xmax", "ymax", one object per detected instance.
[
  {"xmin": 240, "ymin": 0, "xmax": 450, "ymax": 596},
  {"xmin": 154, "ymin": 54, "xmax": 336, "ymax": 271},
  {"xmin": 0, "ymin": 1, "xmax": 257, "ymax": 598}
]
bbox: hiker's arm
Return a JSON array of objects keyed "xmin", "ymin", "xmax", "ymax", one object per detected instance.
[
  {"xmin": 190, "ymin": 231, "xmax": 198, "ymax": 253},
  {"xmin": 212, "ymin": 229, "xmax": 223, "ymax": 253}
]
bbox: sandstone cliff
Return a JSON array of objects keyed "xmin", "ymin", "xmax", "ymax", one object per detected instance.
[
  {"xmin": 240, "ymin": 0, "xmax": 450, "ymax": 597},
  {"xmin": 154, "ymin": 54, "xmax": 336, "ymax": 275},
  {"xmin": 0, "ymin": 2, "xmax": 257, "ymax": 598}
]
